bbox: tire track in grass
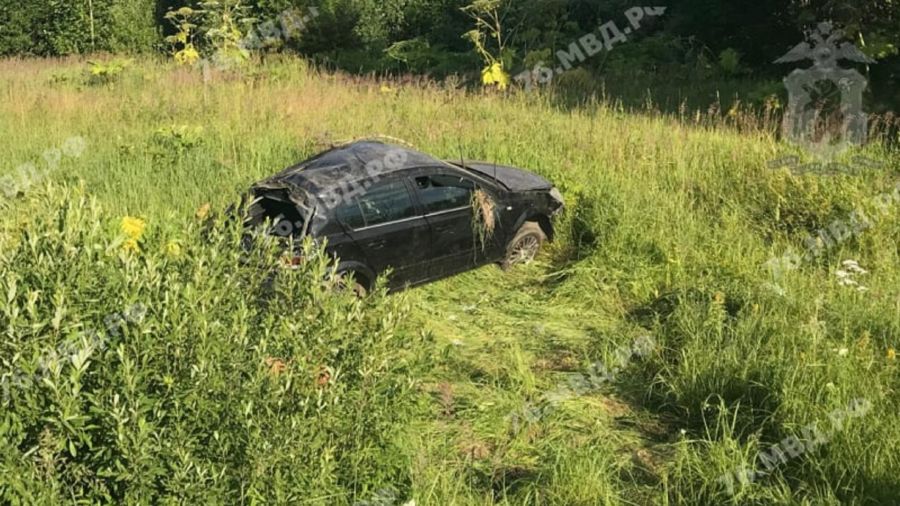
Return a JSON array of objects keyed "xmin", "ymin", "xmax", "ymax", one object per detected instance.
[{"xmin": 403, "ymin": 259, "xmax": 672, "ymax": 502}]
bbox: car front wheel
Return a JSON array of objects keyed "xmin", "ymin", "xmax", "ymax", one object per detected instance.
[{"xmin": 502, "ymin": 221, "xmax": 546, "ymax": 270}]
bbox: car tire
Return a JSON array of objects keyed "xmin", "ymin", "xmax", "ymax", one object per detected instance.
[
  {"xmin": 502, "ymin": 221, "xmax": 546, "ymax": 270},
  {"xmin": 335, "ymin": 271, "xmax": 368, "ymax": 297}
]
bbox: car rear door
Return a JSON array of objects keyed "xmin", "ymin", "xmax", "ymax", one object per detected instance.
[{"xmin": 332, "ymin": 177, "xmax": 432, "ymax": 288}]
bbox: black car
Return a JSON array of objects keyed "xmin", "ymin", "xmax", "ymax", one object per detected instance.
[{"xmin": 245, "ymin": 140, "xmax": 564, "ymax": 293}]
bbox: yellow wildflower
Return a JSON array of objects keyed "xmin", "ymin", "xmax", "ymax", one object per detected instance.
[
  {"xmin": 888, "ymin": 348, "xmax": 896, "ymax": 361},
  {"xmin": 122, "ymin": 238, "xmax": 140, "ymax": 253},
  {"xmin": 481, "ymin": 62, "xmax": 510, "ymax": 90},
  {"xmin": 379, "ymin": 84, "xmax": 394, "ymax": 94},
  {"xmin": 120, "ymin": 216, "xmax": 146, "ymax": 240},
  {"xmin": 165, "ymin": 240, "xmax": 182, "ymax": 258},
  {"xmin": 196, "ymin": 203, "xmax": 211, "ymax": 221},
  {"xmin": 857, "ymin": 330, "xmax": 870, "ymax": 351},
  {"xmin": 713, "ymin": 292, "xmax": 725, "ymax": 305},
  {"xmin": 174, "ymin": 45, "xmax": 200, "ymax": 66}
]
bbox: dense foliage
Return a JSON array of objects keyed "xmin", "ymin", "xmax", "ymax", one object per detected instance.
[
  {"xmin": 0, "ymin": 185, "xmax": 425, "ymax": 502},
  {"xmin": 2, "ymin": 0, "xmax": 899, "ymax": 107}
]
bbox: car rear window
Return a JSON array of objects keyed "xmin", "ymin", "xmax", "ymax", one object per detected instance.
[
  {"xmin": 246, "ymin": 192, "xmax": 309, "ymax": 237},
  {"xmin": 336, "ymin": 179, "xmax": 417, "ymax": 229}
]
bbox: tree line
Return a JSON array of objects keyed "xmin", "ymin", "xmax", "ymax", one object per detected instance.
[{"xmin": 1, "ymin": 1, "xmax": 898, "ymax": 107}]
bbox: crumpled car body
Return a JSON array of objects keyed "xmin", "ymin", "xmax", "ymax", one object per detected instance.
[{"xmin": 245, "ymin": 140, "xmax": 564, "ymax": 291}]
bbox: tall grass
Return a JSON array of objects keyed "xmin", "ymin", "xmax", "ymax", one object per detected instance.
[{"xmin": 1, "ymin": 56, "xmax": 899, "ymax": 504}]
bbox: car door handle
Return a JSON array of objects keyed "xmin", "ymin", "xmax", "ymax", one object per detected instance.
[{"xmin": 369, "ymin": 239, "xmax": 387, "ymax": 250}]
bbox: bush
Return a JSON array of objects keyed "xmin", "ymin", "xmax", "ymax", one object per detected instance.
[
  {"xmin": 86, "ymin": 58, "xmax": 133, "ymax": 86},
  {"xmin": 0, "ymin": 185, "xmax": 424, "ymax": 503},
  {"xmin": 0, "ymin": 0, "xmax": 160, "ymax": 56}
]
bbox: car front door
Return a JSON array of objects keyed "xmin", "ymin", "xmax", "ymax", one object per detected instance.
[
  {"xmin": 412, "ymin": 172, "xmax": 483, "ymax": 279},
  {"xmin": 333, "ymin": 177, "xmax": 431, "ymax": 288}
]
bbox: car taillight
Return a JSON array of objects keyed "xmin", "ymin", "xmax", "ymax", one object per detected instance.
[{"xmin": 281, "ymin": 255, "xmax": 304, "ymax": 269}]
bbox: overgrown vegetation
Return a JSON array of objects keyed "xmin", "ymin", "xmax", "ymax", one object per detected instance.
[
  {"xmin": 0, "ymin": 183, "xmax": 425, "ymax": 502},
  {"xmin": 1, "ymin": 57, "xmax": 898, "ymax": 503}
]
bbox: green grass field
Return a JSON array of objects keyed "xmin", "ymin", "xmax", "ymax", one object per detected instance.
[{"xmin": 1, "ymin": 57, "xmax": 899, "ymax": 505}]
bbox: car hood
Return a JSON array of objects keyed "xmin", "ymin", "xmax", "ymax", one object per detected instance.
[{"xmin": 450, "ymin": 161, "xmax": 553, "ymax": 192}]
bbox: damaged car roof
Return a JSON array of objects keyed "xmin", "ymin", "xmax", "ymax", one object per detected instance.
[
  {"xmin": 254, "ymin": 140, "xmax": 552, "ymax": 197},
  {"xmin": 258, "ymin": 141, "xmax": 442, "ymax": 194}
]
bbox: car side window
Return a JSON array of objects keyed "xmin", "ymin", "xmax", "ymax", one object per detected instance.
[
  {"xmin": 415, "ymin": 174, "xmax": 474, "ymax": 214},
  {"xmin": 334, "ymin": 198, "xmax": 366, "ymax": 229},
  {"xmin": 335, "ymin": 179, "xmax": 417, "ymax": 229}
]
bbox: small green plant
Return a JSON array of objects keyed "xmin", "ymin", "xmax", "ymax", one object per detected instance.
[
  {"xmin": 385, "ymin": 37, "xmax": 433, "ymax": 70},
  {"xmin": 150, "ymin": 125, "xmax": 204, "ymax": 160},
  {"xmin": 718, "ymin": 48, "xmax": 742, "ymax": 76},
  {"xmin": 86, "ymin": 58, "xmax": 132, "ymax": 85},
  {"xmin": 48, "ymin": 69, "xmax": 82, "ymax": 86}
]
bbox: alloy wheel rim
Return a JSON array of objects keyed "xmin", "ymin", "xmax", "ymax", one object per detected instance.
[{"xmin": 510, "ymin": 235, "xmax": 540, "ymax": 265}]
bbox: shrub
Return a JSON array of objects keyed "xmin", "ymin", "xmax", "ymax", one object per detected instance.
[
  {"xmin": 86, "ymin": 58, "xmax": 133, "ymax": 85},
  {"xmin": 0, "ymin": 185, "xmax": 424, "ymax": 503}
]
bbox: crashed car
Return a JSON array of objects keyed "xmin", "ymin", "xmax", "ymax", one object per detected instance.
[{"xmin": 245, "ymin": 140, "xmax": 564, "ymax": 293}]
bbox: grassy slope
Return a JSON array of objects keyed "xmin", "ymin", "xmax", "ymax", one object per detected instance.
[{"xmin": 1, "ymin": 57, "xmax": 899, "ymax": 505}]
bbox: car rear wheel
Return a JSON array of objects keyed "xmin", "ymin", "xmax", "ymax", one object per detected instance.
[
  {"xmin": 335, "ymin": 271, "xmax": 368, "ymax": 297},
  {"xmin": 502, "ymin": 221, "xmax": 546, "ymax": 270}
]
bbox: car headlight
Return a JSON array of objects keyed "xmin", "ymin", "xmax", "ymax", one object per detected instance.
[{"xmin": 549, "ymin": 187, "xmax": 565, "ymax": 213}]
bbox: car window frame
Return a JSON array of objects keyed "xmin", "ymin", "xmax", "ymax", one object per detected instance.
[
  {"xmin": 409, "ymin": 168, "xmax": 483, "ymax": 218},
  {"xmin": 332, "ymin": 175, "xmax": 423, "ymax": 232}
]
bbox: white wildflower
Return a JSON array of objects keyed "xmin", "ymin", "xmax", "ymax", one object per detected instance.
[
  {"xmin": 837, "ymin": 276, "xmax": 857, "ymax": 286},
  {"xmin": 836, "ymin": 261, "xmax": 869, "ymax": 291},
  {"xmin": 841, "ymin": 260, "xmax": 868, "ymax": 275}
]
